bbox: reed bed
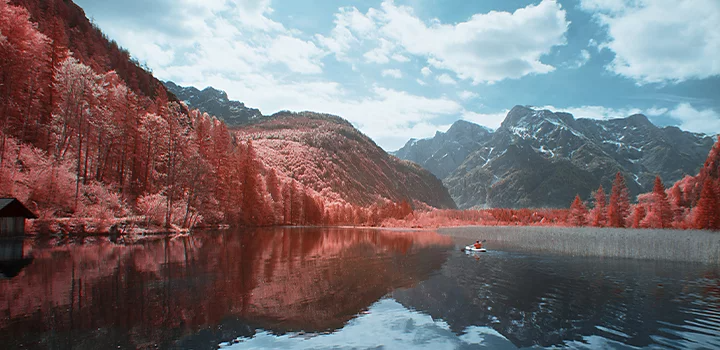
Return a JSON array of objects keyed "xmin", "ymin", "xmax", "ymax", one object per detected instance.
[{"xmin": 441, "ymin": 226, "xmax": 720, "ymax": 264}]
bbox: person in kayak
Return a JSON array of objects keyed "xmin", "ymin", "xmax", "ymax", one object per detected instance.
[{"xmin": 473, "ymin": 240, "xmax": 483, "ymax": 249}]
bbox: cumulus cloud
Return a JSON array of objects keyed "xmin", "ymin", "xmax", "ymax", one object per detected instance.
[
  {"xmin": 391, "ymin": 54, "xmax": 410, "ymax": 62},
  {"xmin": 580, "ymin": 0, "xmax": 720, "ymax": 84},
  {"xmin": 267, "ymin": 35, "xmax": 325, "ymax": 74},
  {"xmin": 437, "ymin": 74, "xmax": 456, "ymax": 85},
  {"xmin": 421, "ymin": 67, "xmax": 432, "ymax": 77},
  {"xmin": 416, "ymin": 79, "xmax": 427, "ymax": 86},
  {"xmin": 318, "ymin": 0, "xmax": 569, "ymax": 84},
  {"xmin": 668, "ymin": 103, "xmax": 720, "ymax": 135},
  {"xmin": 364, "ymin": 38, "xmax": 396, "ymax": 64},
  {"xmin": 377, "ymin": 0, "xmax": 569, "ymax": 84},
  {"xmin": 381, "ymin": 69, "xmax": 403, "ymax": 79}
]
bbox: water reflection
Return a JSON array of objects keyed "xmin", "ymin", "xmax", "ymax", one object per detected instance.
[
  {"xmin": 0, "ymin": 228, "xmax": 452, "ymax": 349},
  {"xmin": 2, "ymin": 229, "xmax": 719, "ymax": 349},
  {"xmin": 392, "ymin": 247, "xmax": 720, "ymax": 349},
  {"xmin": 227, "ymin": 298, "xmax": 517, "ymax": 350},
  {"xmin": 0, "ymin": 239, "xmax": 32, "ymax": 278}
]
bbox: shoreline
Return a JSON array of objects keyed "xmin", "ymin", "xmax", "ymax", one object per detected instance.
[{"xmin": 439, "ymin": 226, "xmax": 720, "ymax": 264}]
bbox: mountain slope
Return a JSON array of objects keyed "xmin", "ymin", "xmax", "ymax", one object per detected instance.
[
  {"xmin": 164, "ymin": 81, "xmax": 263, "ymax": 125},
  {"xmin": 236, "ymin": 112, "xmax": 457, "ymax": 209},
  {"xmin": 397, "ymin": 106, "xmax": 714, "ymax": 209},
  {"xmin": 393, "ymin": 120, "xmax": 492, "ymax": 179}
]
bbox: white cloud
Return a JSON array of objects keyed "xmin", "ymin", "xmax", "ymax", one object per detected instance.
[
  {"xmin": 183, "ymin": 72, "xmax": 463, "ymax": 150},
  {"xmin": 230, "ymin": 0, "xmax": 285, "ymax": 31},
  {"xmin": 540, "ymin": 105, "xmax": 643, "ymax": 120},
  {"xmin": 391, "ymin": 54, "xmax": 410, "ymax": 62},
  {"xmin": 416, "ymin": 79, "xmax": 427, "ymax": 86},
  {"xmin": 459, "ymin": 90, "xmax": 479, "ymax": 100},
  {"xmin": 421, "ymin": 67, "xmax": 432, "ymax": 77},
  {"xmin": 645, "ymin": 107, "xmax": 669, "ymax": 117},
  {"xmin": 318, "ymin": 0, "xmax": 569, "ymax": 83},
  {"xmin": 267, "ymin": 35, "xmax": 325, "ymax": 74},
  {"xmin": 461, "ymin": 111, "xmax": 509, "ymax": 129},
  {"xmin": 381, "ymin": 69, "xmax": 403, "ymax": 79},
  {"xmin": 669, "ymin": 103, "xmax": 720, "ymax": 135},
  {"xmin": 436, "ymin": 74, "xmax": 456, "ymax": 85},
  {"xmin": 364, "ymin": 38, "xmax": 395, "ymax": 64},
  {"xmin": 372, "ymin": 0, "xmax": 569, "ymax": 84},
  {"xmin": 580, "ymin": 0, "xmax": 720, "ymax": 84}
]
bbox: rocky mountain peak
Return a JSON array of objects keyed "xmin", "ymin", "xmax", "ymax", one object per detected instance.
[
  {"xmin": 625, "ymin": 114, "xmax": 654, "ymax": 128},
  {"xmin": 396, "ymin": 106, "xmax": 715, "ymax": 209},
  {"xmin": 164, "ymin": 81, "xmax": 263, "ymax": 126},
  {"xmin": 200, "ymin": 86, "xmax": 229, "ymax": 101}
]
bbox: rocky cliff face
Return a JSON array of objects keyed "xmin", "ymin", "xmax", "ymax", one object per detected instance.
[
  {"xmin": 393, "ymin": 120, "xmax": 493, "ymax": 179},
  {"xmin": 164, "ymin": 81, "xmax": 262, "ymax": 125},
  {"xmin": 397, "ymin": 106, "xmax": 715, "ymax": 209}
]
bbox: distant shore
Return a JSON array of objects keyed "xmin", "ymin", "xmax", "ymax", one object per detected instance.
[{"xmin": 440, "ymin": 226, "xmax": 720, "ymax": 264}]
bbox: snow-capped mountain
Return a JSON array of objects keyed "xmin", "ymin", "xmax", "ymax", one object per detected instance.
[
  {"xmin": 396, "ymin": 105, "xmax": 715, "ymax": 209},
  {"xmin": 164, "ymin": 81, "xmax": 263, "ymax": 125}
]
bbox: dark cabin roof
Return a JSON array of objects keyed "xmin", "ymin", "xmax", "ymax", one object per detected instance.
[{"xmin": 0, "ymin": 198, "xmax": 38, "ymax": 219}]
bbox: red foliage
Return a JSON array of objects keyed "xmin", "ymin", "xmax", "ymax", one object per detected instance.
[
  {"xmin": 569, "ymin": 195, "xmax": 588, "ymax": 226},
  {"xmin": 607, "ymin": 172, "xmax": 630, "ymax": 228},
  {"xmin": 693, "ymin": 177, "xmax": 720, "ymax": 230},
  {"xmin": 10, "ymin": 0, "xmax": 170, "ymax": 100},
  {"xmin": 590, "ymin": 185, "xmax": 607, "ymax": 227}
]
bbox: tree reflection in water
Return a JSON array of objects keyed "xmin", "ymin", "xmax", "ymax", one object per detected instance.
[{"xmin": 0, "ymin": 228, "xmax": 452, "ymax": 349}]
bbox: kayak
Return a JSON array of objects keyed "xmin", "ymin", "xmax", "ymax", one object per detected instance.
[{"xmin": 464, "ymin": 245, "xmax": 487, "ymax": 253}]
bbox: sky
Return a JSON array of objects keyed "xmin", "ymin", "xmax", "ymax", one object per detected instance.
[{"xmin": 75, "ymin": 0, "xmax": 720, "ymax": 151}]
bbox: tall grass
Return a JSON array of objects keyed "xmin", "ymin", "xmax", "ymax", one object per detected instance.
[{"xmin": 442, "ymin": 226, "xmax": 720, "ymax": 264}]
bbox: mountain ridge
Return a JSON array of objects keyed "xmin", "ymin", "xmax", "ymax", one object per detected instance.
[
  {"xmin": 163, "ymin": 81, "xmax": 263, "ymax": 125},
  {"xmin": 396, "ymin": 105, "xmax": 715, "ymax": 209}
]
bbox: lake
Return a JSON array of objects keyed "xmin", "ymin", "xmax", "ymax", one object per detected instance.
[{"xmin": 0, "ymin": 227, "xmax": 718, "ymax": 349}]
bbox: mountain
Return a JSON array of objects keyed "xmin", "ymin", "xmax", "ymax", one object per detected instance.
[
  {"xmin": 393, "ymin": 120, "xmax": 493, "ymax": 179},
  {"xmin": 237, "ymin": 112, "xmax": 457, "ymax": 209},
  {"xmin": 1, "ymin": 0, "xmax": 454, "ymax": 233},
  {"xmin": 164, "ymin": 81, "xmax": 263, "ymax": 125},
  {"xmin": 396, "ymin": 106, "xmax": 715, "ymax": 209}
]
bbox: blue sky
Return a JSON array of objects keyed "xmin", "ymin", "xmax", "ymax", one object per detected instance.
[{"xmin": 75, "ymin": 0, "xmax": 720, "ymax": 150}]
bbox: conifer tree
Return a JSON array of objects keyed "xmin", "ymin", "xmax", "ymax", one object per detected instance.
[
  {"xmin": 569, "ymin": 194, "xmax": 588, "ymax": 226},
  {"xmin": 590, "ymin": 185, "xmax": 606, "ymax": 227},
  {"xmin": 694, "ymin": 177, "xmax": 720, "ymax": 230},
  {"xmin": 650, "ymin": 176, "xmax": 674, "ymax": 228},
  {"xmin": 607, "ymin": 172, "xmax": 630, "ymax": 227}
]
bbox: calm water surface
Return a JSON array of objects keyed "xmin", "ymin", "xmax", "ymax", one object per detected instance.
[{"xmin": 0, "ymin": 227, "xmax": 718, "ymax": 349}]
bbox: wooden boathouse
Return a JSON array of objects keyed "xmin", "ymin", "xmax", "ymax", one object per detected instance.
[{"xmin": 0, "ymin": 198, "xmax": 37, "ymax": 237}]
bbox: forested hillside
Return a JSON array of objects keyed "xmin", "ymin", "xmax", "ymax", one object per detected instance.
[{"xmin": 0, "ymin": 0, "xmax": 450, "ymax": 233}]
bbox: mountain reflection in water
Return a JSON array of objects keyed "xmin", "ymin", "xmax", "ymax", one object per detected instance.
[
  {"xmin": 392, "ymin": 248, "xmax": 720, "ymax": 349},
  {"xmin": 1, "ymin": 228, "xmax": 719, "ymax": 349},
  {"xmin": 0, "ymin": 228, "xmax": 452, "ymax": 349}
]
